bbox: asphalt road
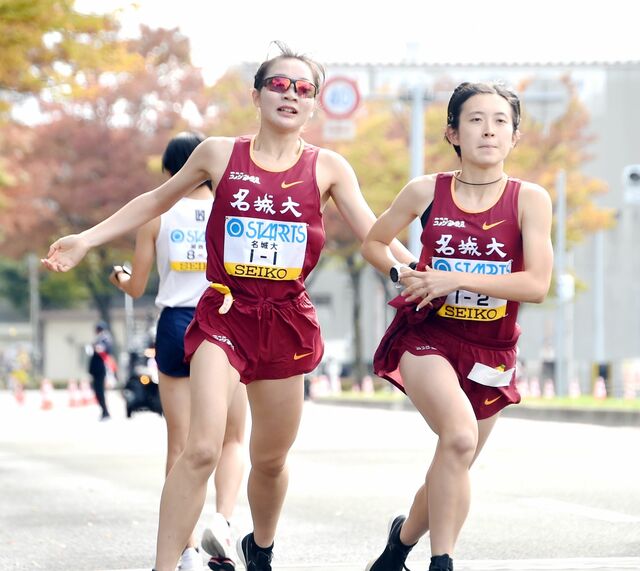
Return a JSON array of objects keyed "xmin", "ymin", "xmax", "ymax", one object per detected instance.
[{"xmin": 1, "ymin": 390, "xmax": 639, "ymax": 571}]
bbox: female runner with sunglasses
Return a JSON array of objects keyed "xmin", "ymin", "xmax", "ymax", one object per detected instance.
[
  {"xmin": 42, "ymin": 42, "xmax": 413, "ymax": 571},
  {"xmin": 109, "ymin": 132, "xmax": 246, "ymax": 571},
  {"xmin": 361, "ymin": 82, "xmax": 553, "ymax": 571}
]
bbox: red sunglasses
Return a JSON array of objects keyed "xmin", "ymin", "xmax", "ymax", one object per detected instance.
[{"xmin": 262, "ymin": 75, "xmax": 318, "ymax": 99}]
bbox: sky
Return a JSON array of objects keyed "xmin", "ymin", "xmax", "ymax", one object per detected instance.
[{"xmin": 75, "ymin": 0, "xmax": 640, "ymax": 85}]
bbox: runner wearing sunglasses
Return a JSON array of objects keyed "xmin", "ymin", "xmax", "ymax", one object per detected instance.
[
  {"xmin": 361, "ymin": 82, "xmax": 553, "ymax": 571},
  {"xmin": 262, "ymin": 75, "xmax": 318, "ymax": 98},
  {"xmin": 42, "ymin": 41, "xmax": 413, "ymax": 571},
  {"xmin": 109, "ymin": 132, "xmax": 246, "ymax": 571}
]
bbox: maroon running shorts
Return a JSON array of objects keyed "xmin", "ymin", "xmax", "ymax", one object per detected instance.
[
  {"xmin": 184, "ymin": 286, "xmax": 323, "ymax": 384},
  {"xmin": 374, "ymin": 298, "xmax": 520, "ymax": 420}
]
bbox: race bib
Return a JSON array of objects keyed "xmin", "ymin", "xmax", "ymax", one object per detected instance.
[
  {"xmin": 432, "ymin": 256, "xmax": 511, "ymax": 322},
  {"xmin": 467, "ymin": 362, "xmax": 515, "ymax": 387},
  {"xmin": 169, "ymin": 227, "xmax": 207, "ymax": 272},
  {"xmin": 223, "ymin": 216, "xmax": 307, "ymax": 281}
]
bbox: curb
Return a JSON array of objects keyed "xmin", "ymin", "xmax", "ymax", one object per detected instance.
[{"xmin": 312, "ymin": 396, "xmax": 640, "ymax": 427}]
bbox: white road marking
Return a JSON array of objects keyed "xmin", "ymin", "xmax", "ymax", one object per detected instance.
[{"xmin": 106, "ymin": 557, "xmax": 640, "ymax": 571}]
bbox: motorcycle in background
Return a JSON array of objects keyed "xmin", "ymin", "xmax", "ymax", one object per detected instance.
[{"xmin": 122, "ymin": 345, "xmax": 162, "ymax": 418}]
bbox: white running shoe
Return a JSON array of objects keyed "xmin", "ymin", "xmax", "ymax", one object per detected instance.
[
  {"xmin": 201, "ymin": 512, "xmax": 234, "ymax": 559},
  {"xmin": 178, "ymin": 546, "xmax": 204, "ymax": 571}
]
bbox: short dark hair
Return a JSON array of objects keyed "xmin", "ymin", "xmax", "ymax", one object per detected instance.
[
  {"xmin": 161, "ymin": 131, "xmax": 212, "ymax": 190},
  {"xmin": 445, "ymin": 82, "xmax": 521, "ymax": 158},
  {"xmin": 253, "ymin": 41, "xmax": 325, "ymax": 94}
]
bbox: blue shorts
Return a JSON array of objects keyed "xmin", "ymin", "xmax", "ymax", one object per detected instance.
[{"xmin": 155, "ymin": 307, "xmax": 195, "ymax": 378}]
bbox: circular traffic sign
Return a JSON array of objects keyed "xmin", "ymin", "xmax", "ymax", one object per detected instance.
[{"xmin": 320, "ymin": 76, "xmax": 361, "ymax": 119}]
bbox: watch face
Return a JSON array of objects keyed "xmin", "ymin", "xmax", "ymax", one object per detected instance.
[{"xmin": 390, "ymin": 266, "xmax": 400, "ymax": 282}]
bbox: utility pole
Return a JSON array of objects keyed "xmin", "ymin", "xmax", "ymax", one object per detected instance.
[
  {"xmin": 593, "ymin": 230, "xmax": 605, "ymax": 372},
  {"xmin": 27, "ymin": 253, "xmax": 41, "ymax": 380},
  {"xmin": 408, "ymin": 83, "xmax": 426, "ymax": 256},
  {"xmin": 554, "ymin": 170, "xmax": 574, "ymax": 396}
]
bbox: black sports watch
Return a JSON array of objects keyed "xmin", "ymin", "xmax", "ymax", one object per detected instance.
[{"xmin": 389, "ymin": 261, "xmax": 418, "ymax": 287}]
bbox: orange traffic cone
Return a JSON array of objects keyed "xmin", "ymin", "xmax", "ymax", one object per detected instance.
[
  {"xmin": 40, "ymin": 378, "xmax": 54, "ymax": 410},
  {"xmin": 362, "ymin": 375, "xmax": 374, "ymax": 395},
  {"xmin": 621, "ymin": 366, "xmax": 636, "ymax": 399},
  {"xmin": 593, "ymin": 376, "xmax": 607, "ymax": 399},
  {"xmin": 329, "ymin": 373, "xmax": 342, "ymax": 395},
  {"xmin": 569, "ymin": 378, "xmax": 581, "ymax": 399},
  {"xmin": 623, "ymin": 382, "xmax": 636, "ymax": 400},
  {"xmin": 543, "ymin": 379, "xmax": 556, "ymax": 399},
  {"xmin": 516, "ymin": 377, "xmax": 530, "ymax": 398},
  {"xmin": 80, "ymin": 379, "xmax": 97, "ymax": 405},
  {"xmin": 529, "ymin": 376, "xmax": 542, "ymax": 398},
  {"xmin": 13, "ymin": 380, "xmax": 25, "ymax": 405},
  {"xmin": 68, "ymin": 379, "xmax": 81, "ymax": 407}
]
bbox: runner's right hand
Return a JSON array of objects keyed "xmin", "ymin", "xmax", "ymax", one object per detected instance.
[{"xmin": 41, "ymin": 234, "xmax": 90, "ymax": 272}]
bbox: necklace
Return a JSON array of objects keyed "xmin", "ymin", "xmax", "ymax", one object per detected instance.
[{"xmin": 454, "ymin": 172, "xmax": 504, "ymax": 186}]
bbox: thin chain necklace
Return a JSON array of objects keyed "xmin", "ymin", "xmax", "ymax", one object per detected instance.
[{"xmin": 454, "ymin": 171, "xmax": 504, "ymax": 186}]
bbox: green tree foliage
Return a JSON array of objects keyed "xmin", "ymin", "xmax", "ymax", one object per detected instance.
[
  {"xmin": 0, "ymin": 257, "xmax": 88, "ymax": 313},
  {"xmin": 0, "ymin": 0, "xmax": 129, "ymax": 101},
  {"xmin": 0, "ymin": 0, "xmax": 137, "ymax": 218},
  {"xmin": 205, "ymin": 70, "xmax": 259, "ymax": 136},
  {"xmin": 322, "ymin": 104, "xmax": 411, "ymax": 383},
  {"xmin": 0, "ymin": 26, "xmax": 208, "ymax": 323},
  {"xmin": 336, "ymin": 103, "xmax": 410, "ymax": 215}
]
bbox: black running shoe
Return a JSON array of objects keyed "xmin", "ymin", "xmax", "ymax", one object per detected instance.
[
  {"xmin": 365, "ymin": 514, "xmax": 415, "ymax": 571},
  {"xmin": 428, "ymin": 553, "xmax": 453, "ymax": 571},
  {"xmin": 236, "ymin": 533, "xmax": 273, "ymax": 571},
  {"xmin": 207, "ymin": 556, "xmax": 235, "ymax": 571}
]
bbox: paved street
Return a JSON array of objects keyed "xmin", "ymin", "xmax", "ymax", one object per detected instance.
[{"xmin": 1, "ymin": 390, "xmax": 639, "ymax": 571}]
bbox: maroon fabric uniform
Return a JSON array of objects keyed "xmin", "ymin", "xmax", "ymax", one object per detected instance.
[
  {"xmin": 374, "ymin": 173, "xmax": 524, "ymax": 419},
  {"xmin": 184, "ymin": 137, "xmax": 325, "ymax": 382}
]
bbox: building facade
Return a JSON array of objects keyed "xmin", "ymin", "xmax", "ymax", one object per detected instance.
[{"xmin": 27, "ymin": 62, "xmax": 640, "ymax": 395}]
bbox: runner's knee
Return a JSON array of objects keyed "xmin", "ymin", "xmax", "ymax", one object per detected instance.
[
  {"xmin": 251, "ymin": 451, "xmax": 287, "ymax": 478},
  {"xmin": 439, "ymin": 427, "xmax": 478, "ymax": 461},
  {"xmin": 183, "ymin": 441, "xmax": 222, "ymax": 474}
]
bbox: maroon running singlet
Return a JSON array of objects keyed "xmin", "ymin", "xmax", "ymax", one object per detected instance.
[
  {"xmin": 375, "ymin": 172, "xmax": 524, "ymax": 419},
  {"xmin": 184, "ymin": 137, "xmax": 326, "ymax": 382}
]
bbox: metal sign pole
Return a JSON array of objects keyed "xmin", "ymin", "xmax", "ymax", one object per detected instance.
[
  {"xmin": 409, "ymin": 83, "xmax": 425, "ymax": 257},
  {"xmin": 554, "ymin": 170, "xmax": 568, "ymax": 396}
]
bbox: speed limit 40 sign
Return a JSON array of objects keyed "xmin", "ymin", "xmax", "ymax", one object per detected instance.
[{"xmin": 320, "ymin": 76, "xmax": 361, "ymax": 119}]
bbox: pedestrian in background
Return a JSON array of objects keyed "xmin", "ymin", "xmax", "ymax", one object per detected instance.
[{"xmin": 88, "ymin": 320, "xmax": 114, "ymax": 421}]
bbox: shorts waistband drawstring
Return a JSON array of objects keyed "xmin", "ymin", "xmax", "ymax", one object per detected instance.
[
  {"xmin": 209, "ymin": 283, "xmax": 308, "ymax": 310},
  {"xmin": 210, "ymin": 283, "xmax": 233, "ymax": 314}
]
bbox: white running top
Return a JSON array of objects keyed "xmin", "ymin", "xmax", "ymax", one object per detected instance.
[{"xmin": 155, "ymin": 196, "xmax": 213, "ymax": 308}]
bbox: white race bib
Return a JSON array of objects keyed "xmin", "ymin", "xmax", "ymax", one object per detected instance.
[
  {"xmin": 432, "ymin": 256, "xmax": 511, "ymax": 321},
  {"xmin": 168, "ymin": 227, "xmax": 207, "ymax": 272},
  {"xmin": 467, "ymin": 362, "xmax": 515, "ymax": 387},
  {"xmin": 223, "ymin": 216, "xmax": 307, "ymax": 281}
]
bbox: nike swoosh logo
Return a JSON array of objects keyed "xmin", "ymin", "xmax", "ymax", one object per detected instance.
[
  {"xmin": 482, "ymin": 220, "xmax": 506, "ymax": 230},
  {"xmin": 484, "ymin": 395, "xmax": 502, "ymax": 406},
  {"xmin": 293, "ymin": 351, "xmax": 314, "ymax": 361},
  {"xmin": 281, "ymin": 180, "xmax": 304, "ymax": 189}
]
